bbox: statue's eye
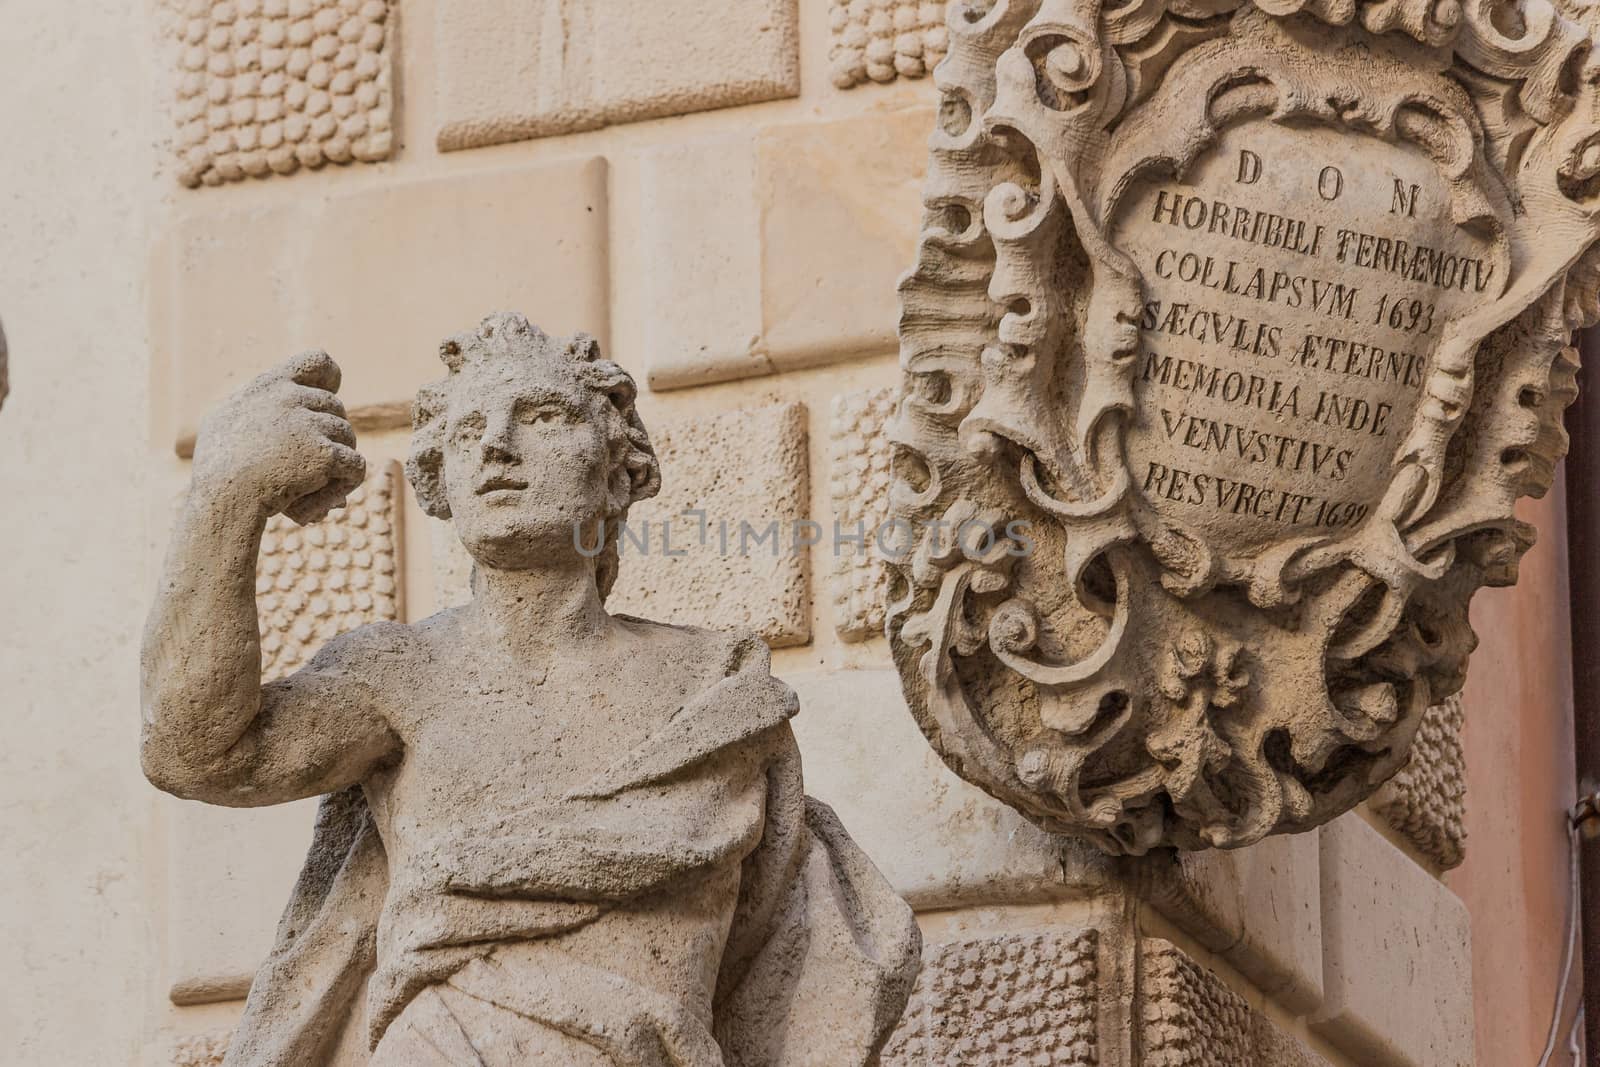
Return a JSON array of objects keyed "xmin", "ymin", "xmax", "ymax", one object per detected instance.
[{"xmin": 517, "ymin": 405, "xmax": 561, "ymax": 425}]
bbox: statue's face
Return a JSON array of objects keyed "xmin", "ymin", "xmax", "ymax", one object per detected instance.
[{"xmin": 440, "ymin": 360, "xmax": 613, "ymax": 570}]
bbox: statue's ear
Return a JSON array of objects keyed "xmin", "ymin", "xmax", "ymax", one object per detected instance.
[{"xmin": 406, "ymin": 385, "xmax": 452, "ymax": 519}]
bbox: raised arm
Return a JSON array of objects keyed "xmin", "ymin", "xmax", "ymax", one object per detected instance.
[{"xmin": 141, "ymin": 351, "xmax": 399, "ymax": 806}]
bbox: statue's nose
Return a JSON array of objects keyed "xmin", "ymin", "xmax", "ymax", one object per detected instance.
[{"xmin": 480, "ymin": 413, "xmax": 519, "ymax": 462}]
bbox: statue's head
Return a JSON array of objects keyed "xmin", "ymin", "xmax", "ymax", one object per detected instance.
[{"xmin": 406, "ymin": 312, "xmax": 660, "ymax": 596}]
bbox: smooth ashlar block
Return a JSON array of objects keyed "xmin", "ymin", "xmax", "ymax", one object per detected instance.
[
  {"xmin": 1134, "ymin": 829, "xmax": 1324, "ymax": 1013},
  {"xmin": 157, "ymin": 158, "xmax": 608, "ymax": 444},
  {"xmin": 829, "ymin": 387, "xmax": 897, "ymax": 641},
  {"xmin": 642, "ymin": 109, "xmax": 932, "ymax": 390},
  {"xmin": 638, "ymin": 138, "xmax": 770, "ymax": 390},
  {"xmin": 786, "ymin": 670, "xmax": 1092, "ymax": 908},
  {"xmin": 1312, "ymin": 815, "xmax": 1474, "ymax": 1067},
  {"xmin": 434, "ymin": 0, "xmax": 799, "ymax": 152},
  {"xmin": 605, "ymin": 402, "xmax": 811, "ymax": 647},
  {"xmin": 758, "ymin": 109, "xmax": 930, "ymax": 369},
  {"xmin": 166, "ymin": 798, "xmax": 317, "ymax": 1006},
  {"xmin": 828, "ymin": 0, "xmax": 947, "ymax": 88},
  {"xmin": 164, "ymin": 0, "xmax": 394, "ymax": 187}
]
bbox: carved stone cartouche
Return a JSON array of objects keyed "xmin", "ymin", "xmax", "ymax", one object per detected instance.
[
  {"xmin": 887, "ymin": 0, "xmax": 1600, "ymax": 853},
  {"xmin": 141, "ymin": 313, "xmax": 919, "ymax": 1065}
]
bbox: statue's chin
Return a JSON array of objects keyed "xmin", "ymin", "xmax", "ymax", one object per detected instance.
[{"xmin": 456, "ymin": 521, "xmax": 588, "ymax": 572}]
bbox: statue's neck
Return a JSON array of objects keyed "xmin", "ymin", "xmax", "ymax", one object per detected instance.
[{"xmin": 467, "ymin": 561, "xmax": 612, "ymax": 655}]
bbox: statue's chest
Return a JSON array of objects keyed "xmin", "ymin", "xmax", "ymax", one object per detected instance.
[{"xmin": 390, "ymin": 661, "xmax": 700, "ymax": 809}]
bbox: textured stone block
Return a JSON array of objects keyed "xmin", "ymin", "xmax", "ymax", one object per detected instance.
[
  {"xmin": 604, "ymin": 403, "xmax": 811, "ymax": 647},
  {"xmin": 1370, "ymin": 695, "xmax": 1467, "ymax": 870},
  {"xmin": 829, "ymin": 387, "xmax": 896, "ymax": 641},
  {"xmin": 1312, "ymin": 815, "xmax": 1473, "ymax": 1067},
  {"xmin": 164, "ymin": 0, "xmax": 393, "ymax": 187},
  {"xmin": 1135, "ymin": 830, "xmax": 1323, "ymax": 1014},
  {"xmin": 256, "ymin": 462, "xmax": 401, "ymax": 679},
  {"xmin": 158, "ymin": 157, "xmax": 608, "ymax": 442},
  {"xmin": 828, "ymin": 0, "xmax": 947, "ymax": 88},
  {"xmin": 787, "ymin": 670, "xmax": 1088, "ymax": 908},
  {"xmin": 883, "ymin": 929, "xmax": 1101, "ymax": 1066},
  {"xmin": 758, "ymin": 109, "xmax": 930, "ymax": 369},
  {"xmin": 1139, "ymin": 939, "xmax": 1331, "ymax": 1067},
  {"xmin": 434, "ymin": 0, "xmax": 799, "ymax": 151}
]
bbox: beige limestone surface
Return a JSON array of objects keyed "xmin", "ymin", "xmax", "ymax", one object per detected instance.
[
  {"xmin": 0, "ymin": 3, "xmax": 159, "ymax": 1065},
  {"xmin": 154, "ymin": 158, "xmax": 611, "ymax": 444},
  {"xmin": 1135, "ymin": 830, "xmax": 1324, "ymax": 1014},
  {"xmin": 1312, "ymin": 815, "xmax": 1473, "ymax": 1066},
  {"xmin": 638, "ymin": 108, "xmax": 930, "ymax": 391},
  {"xmin": 433, "ymin": 0, "xmax": 800, "ymax": 152}
]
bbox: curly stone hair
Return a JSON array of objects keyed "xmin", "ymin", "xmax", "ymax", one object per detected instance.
[{"xmin": 406, "ymin": 312, "xmax": 661, "ymax": 600}]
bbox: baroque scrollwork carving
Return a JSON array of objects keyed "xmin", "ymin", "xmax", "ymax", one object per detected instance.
[{"xmin": 887, "ymin": 0, "xmax": 1600, "ymax": 852}]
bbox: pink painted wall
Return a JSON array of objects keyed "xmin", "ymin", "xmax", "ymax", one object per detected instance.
[{"xmin": 1452, "ymin": 481, "xmax": 1578, "ymax": 1066}]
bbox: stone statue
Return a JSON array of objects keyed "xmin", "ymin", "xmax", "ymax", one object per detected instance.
[
  {"xmin": 885, "ymin": 0, "xmax": 1600, "ymax": 853},
  {"xmin": 141, "ymin": 312, "xmax": 920, "ymax": 1066}
]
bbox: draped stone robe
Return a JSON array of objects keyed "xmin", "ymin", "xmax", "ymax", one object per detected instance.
[{"xmin": 221, "ymin": 625, "xmax": 920, "ymax": 1067}]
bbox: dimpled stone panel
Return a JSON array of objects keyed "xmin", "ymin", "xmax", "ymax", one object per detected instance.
[
  {"xmin": 256, "ymin": 461, "xmax": 400, "ymax": 680},
  {"xmin": 1140, "ymin": 939, "xmax": 1253, "ymax": 1066},
  {"xmin": 828, "ymin": 0, "xmax": 948, "ymax": 88},
  {"xmin": 881, "ymin": 929, "xmax": 1100, "ymax": 1065},
  {"xmin": 1370, "ymin": 695, "xmax": 1467, "ymax": 870},
  {"xmin": 606, "ymin": 403, "xmax": 810, "ymax": 647},
  {"xmin": 1139, "ymin": 939, "xmax": 1331, "ymax": 1064},
  {"xmin": 166, "ymin": 0, "xmax": 393, "ymax": 187},
  {"xmin": 829, "ymin": 387, "xmax": 896, "ymax": 641}
]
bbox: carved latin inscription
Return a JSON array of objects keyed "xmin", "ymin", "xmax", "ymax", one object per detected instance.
[
  {"xmin": 1116, "ymin": 124, "xmax": 1503, "ymax": 552},
  {"xmin": 887, "ymin": 0, "xmax": 1600, "ymax": 853}
]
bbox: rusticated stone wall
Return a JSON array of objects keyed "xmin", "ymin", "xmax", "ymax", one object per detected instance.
[{"xmin": 0, "ymin": 2, "xmax": 1556, "ymax": 1066}]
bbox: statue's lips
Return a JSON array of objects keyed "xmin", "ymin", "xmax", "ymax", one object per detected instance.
[{"xmin": 475, "ymin": 475, "xmax": 529, "ymax": 497}]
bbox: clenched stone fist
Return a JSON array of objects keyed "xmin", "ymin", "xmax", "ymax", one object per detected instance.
[{"xmin": 192, "ymin": 350, "xmax": 366, "ymax": 526}]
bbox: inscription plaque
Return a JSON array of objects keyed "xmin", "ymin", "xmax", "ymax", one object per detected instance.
[
  {"xmin": 1115, "ymin": 122, "xmax": 1505, "ymax": 553},
  {"xmin": 886, "ymin": 0, "xmax": 1600, "ymax": 852}
]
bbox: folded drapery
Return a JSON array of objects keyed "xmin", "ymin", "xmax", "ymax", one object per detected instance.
[{"xmin": 222, "ymin": 633, "xmax": 920, "ymax": 1067}]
